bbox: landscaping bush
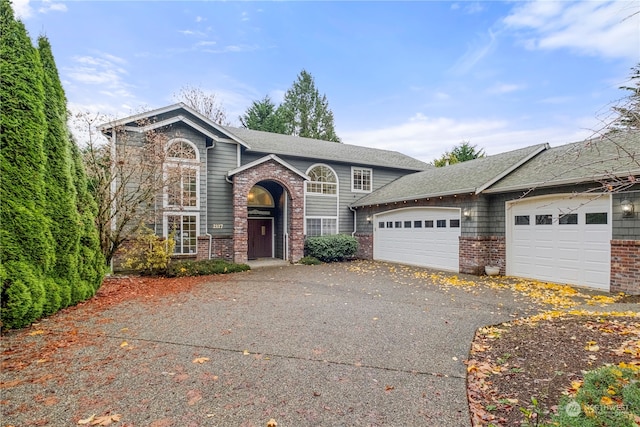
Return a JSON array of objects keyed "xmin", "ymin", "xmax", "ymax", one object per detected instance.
[
  {"xmin": 122, "ymin": 228, "xmax": 175, "ymax": 275},
  {"xmin": 165, "ymin": 259, "xmax": 250, "ymax": 277},
  {"xmin": 550, "ymin": 364, "xmax": 639, "ymax": 427},
  {"xmin": 298, "ymin": 255, "xmax": 322, "ymax": 265},
  {"xmin": 304, "ymin": 234, "xmax": 358, "ymax": 262}
]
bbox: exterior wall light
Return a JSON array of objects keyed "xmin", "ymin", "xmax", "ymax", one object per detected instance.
[
  {"xmin": 621, "ymin": 199, "xmax": 635, "ymax": 218},
  {"xmin": 462, "ymin": 207, "xmax": 472, "ymax": 219},
  {"xmin": 366, "ymin": 216, "xmax": 372, "ymax": 223}
]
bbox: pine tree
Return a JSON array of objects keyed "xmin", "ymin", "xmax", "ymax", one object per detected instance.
[
  {"xmin": 278, "ymin": 70, "xmax": 341, "ymax": 142},
  {"xmin": 240, "ymin": 96, "xmax": 286, "ymax": 133},
  {"xmin": 0, "ymin": 0, "xmax": 52, "ymax": 327}
]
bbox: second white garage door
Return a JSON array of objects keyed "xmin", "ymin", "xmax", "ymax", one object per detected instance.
[
  {"xmin": 373, "ymin": 207, "xmax": 461, "ymax": 272},
  {"xmin": 507, "ymin": 194, "xmax": 611, "ymax": 290}
]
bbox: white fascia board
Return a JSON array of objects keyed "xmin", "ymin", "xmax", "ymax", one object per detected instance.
[
  {"xmin": 98, "ymin": 103, "xmax": 185, "ymax": 132},
  {"xmin": 227, "ymin": 154, "xmax": 310, "ymax": 180},
  {"xmin": 475, "ymin": 144, "xmax": 550, "ymax": 195},
  {"xmin": 350, "ymin": 188, "xmax": 477, "ymax": 208}
]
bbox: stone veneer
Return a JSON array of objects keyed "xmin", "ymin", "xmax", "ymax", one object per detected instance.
[
  {"xmin": 610, "ymin": 240, "xmax": 640, "ymax": 295},
  {"xmin": 231, "ymin": 160, "xmax": 305, "ymax": 264}
]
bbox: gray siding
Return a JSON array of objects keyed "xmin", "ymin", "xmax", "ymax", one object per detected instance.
[
  {"xmin": 612, "ymin": 190, "xmax": 640, "ymax": 239},
  {"xmin": 207, "ymin": 141, "xmax": 238, "ymax": 236},
  {"xmin": 306, "ymin": 195, "xmax": 338, "ymax": 217}
]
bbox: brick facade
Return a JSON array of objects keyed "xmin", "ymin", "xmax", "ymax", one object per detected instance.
[
  {"xmin": 610, "ymin": 240, "xmax": 640, "ymax": 295},
  {"xmin": 231, "ymin": 160, "xmax": 305, "ymax": 264},
  {"xmin": 459, "ymin": 236, "xmax": 505, "ymax": 275},
  {"xmin": 196, "ymin": 236, "xmax": 234, "ymax": 261},
  {"xmin": 355, "ymin": 233, "xmax": 373, "ymax": 260}
]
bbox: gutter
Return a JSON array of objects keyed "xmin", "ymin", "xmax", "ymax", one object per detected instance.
[{"xmin": 349, "ymin": 206, "xmax": 357, "ymax": 237}]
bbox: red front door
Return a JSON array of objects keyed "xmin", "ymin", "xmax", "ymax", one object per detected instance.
[{"xmin": 248, "ymin": 219, "xmax": 273, "ymax": 259}]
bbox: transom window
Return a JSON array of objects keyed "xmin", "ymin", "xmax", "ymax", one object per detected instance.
[
  {"xmin": 248, "ymin": 185, "xmax": 274, "ymax": 207},
  {"xmin": 167, "ymin": 139, "xmax": 198, "ymax": 160},
  {"xmin": 352, "ymin": 167, "xmax": 372, "ymax": 192},
  {"xmin": 306, "ymin": 165, "xmax": 337, "ymax": 195}
]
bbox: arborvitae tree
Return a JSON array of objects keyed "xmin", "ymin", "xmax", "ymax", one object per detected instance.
[
  {"xmin": 69, "ymin": 137, "xmax": 105, "ymax": 293},
  {"xmin": 278, "ymin": 70, "xmax": 341, "ymax": 142},
  {"xmin": 0, "ymin": 0, "xmax": 52, "ymax": 327},
  {"xmin": 239, "ymin": 96, "xmax": 286, "ymax": 133},
  {"xmin": 38, "ymin": 36, "xmax": 82, "ymax": 311}
]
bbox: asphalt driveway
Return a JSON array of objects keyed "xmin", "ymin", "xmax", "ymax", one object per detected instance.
[{"xmin": 1, "ymin": 261, "xmax": 534, "ymax": 426}]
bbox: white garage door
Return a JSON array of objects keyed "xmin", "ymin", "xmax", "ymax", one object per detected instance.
[
  {"xmin": 507, "ymin": 195, "xmax": 611, "ymax": 290},
  {"xmin": 374, "ymin": 207, "xmax": 460, "ymax": 272}
]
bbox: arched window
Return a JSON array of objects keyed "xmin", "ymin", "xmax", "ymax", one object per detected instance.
[
  {"xmin": 248, "ymin": 185, "xmax": 274, "ymax": 207},
  {"xmin": 306, "ymin": 164, "xmax": 337, "ymax": 195},
  {"xmin": 164, "ymin": 138, "xmax": 200, "ymax": 255},
  {"xmin": 167, "ymin": 138, "xmax": 198, "ymax": 161}
]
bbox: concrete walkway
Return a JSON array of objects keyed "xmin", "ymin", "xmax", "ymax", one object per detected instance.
[{"xmin": 2, "ymin": 262, "xmax": 536, "ymax": 427}]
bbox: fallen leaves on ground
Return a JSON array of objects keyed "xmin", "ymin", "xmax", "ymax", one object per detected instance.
[{"xmin": 467, "ymin": 312, "xmax": 640, "ymax": 426}]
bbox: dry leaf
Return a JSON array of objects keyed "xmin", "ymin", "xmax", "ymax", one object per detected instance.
[
  {"xmin": 28, "ymin": 330, "xmax": 45, "ymax": 336},
  {"xmin": 192, "ymin": 357, "xmax": 209, "ymax": 364},
  {"xmin": 120, "ymin": 341, "xmax": 128, "ymax": 348},
  {"xmin": 78, "ymin": 414, "xmax": 96, "ymax": 425},
  {"xmin": 243, "ymin": 350, "xmax": 250, "ymax": 355},
  {"xmin": 267, "ymin": 419, "xmax": 278, "ymax": 427},
  {"xmin": 90, "ymin": 414, "xmax": 122, "ymax": 426}
]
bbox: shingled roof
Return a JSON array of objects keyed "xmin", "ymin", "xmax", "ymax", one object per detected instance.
[
  {"xmin": 484, "ymin": 132, "xmax": 640, "ymax": 193},
  {"xmin": 222, "ymin": 126, "xmax": 430, "ymax": 172},
  {"xmin": 350, "ymin": 143, "xmax": 549, "ymax": 207}
]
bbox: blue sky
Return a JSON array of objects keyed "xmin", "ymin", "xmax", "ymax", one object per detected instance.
[{"xmin": 15, "ymin": 0, "xmax": 640, "ymax": 163}]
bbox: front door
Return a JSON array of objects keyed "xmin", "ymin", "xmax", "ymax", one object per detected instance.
[{"xmin": 248, "ymin": 218, "xmax": 273, "ymax": 259}]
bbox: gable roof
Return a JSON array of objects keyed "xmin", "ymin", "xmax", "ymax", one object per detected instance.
[
  {"xmin": 221, "ymin": 126, "xmax": 430, "ymax": 171},
  {"xmin": 99, "ymin": 103, "xmax": 429, "ymax": 172},
  {"xmin": 227, "ymin": 154, "xmax": 310, "ymax": 180},
  {"xmin": 351, "ymin": 143, "xmax": 549, "ymax": 207},
  {"xmin": 484, "ymin": 132, "xmax": 640, "ymax": 193}
]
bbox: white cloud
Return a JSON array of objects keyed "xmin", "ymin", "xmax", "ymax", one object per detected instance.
[
  {"xmin": 486, "ymin": 82, "xmax": 526, "ymax": 94},
  {"xmin": 11, "ymin": 0, "xmax": 32, "ymax": 18},
  {"xmin": 339, "ymin": 113, "xmax": 595, "ymax": 163},
  {"xmin": 504, "ymin": 0, "xmax": 640, "ymax": 60},
  {"xmin": 452, "ymin": 29, "xmax": 498, "ymax": 74},
  {"xmin": 38, "ymin": 0, "xmax": 67, "ymax": 14},
  {"xmin": 64, "ymin": 52, "xmax": 135, "ymax": 102}
]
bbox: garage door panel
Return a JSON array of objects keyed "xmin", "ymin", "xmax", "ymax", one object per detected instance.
[
  {"xmin": 508, "ymin": 195, "xmax": 610, "ymax": 290},
  {"xmin": 374, "ymin": 208, "xmax": 460, "ymax": 272}
]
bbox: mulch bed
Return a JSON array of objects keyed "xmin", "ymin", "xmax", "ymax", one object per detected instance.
[{"xmin": 467, "ymin": 313, "xmax": 640, "ymax": 426}]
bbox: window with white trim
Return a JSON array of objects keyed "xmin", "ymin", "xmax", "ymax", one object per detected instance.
[
  {"xmin": 306, "ymin": 218, "xmax": 337, "ymax": 237},
  {"xmin": 167, "ymin": 214, "xmax": 198, "ymax": 255},
  {"xmin": 306, "ymin": 165, "xmax": 337, "ymax": 195},
  {"xmin": 351, "ymin": 167, "xmax": 372, "ymax": 192},
  {"xmin": 164, "ymin": 139, "xmax": 200, "ymax": 254}
]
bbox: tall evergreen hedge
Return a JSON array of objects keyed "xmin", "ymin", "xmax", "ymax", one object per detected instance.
[{"xmin": 0, "ymin": 0, "xmax": 105, "ymax": 329}]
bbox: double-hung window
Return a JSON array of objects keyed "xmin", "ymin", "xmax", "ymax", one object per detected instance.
[
  {"xmin": 351, "ymin": 167, "xmax": 372, "ymax": 193},
  {"xmin": 306, "ymin": 218, "xmax": 337, "ymax": 237},
  {"xmin": 164, "ymin": 139, "xmax": 200, "ymax": 255}
]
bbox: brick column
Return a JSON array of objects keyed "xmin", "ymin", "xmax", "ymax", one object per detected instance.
[
  {"xmin": 459, "ymin": 236, "xmax": 505, "ymax": 276},
  {"xmin": 610, "ymin": 240, "xmax": 640, "ymax": 295}
]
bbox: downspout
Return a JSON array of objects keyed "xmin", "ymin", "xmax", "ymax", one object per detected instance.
[
  {"xmin": 349, "ymin": 206, "xmax": 357, "ymax": 237},
  {"xmin": 205, "ymin": 140, "xmax": 216, "ymax": 260}
]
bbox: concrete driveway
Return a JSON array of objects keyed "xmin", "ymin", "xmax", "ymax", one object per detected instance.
[{"xmin": 1, "ymin": 261, "xmax": 533, "ymax": 426}]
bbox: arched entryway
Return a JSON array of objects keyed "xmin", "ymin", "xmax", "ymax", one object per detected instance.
[{"xmin": 228, "ymin": 156, "xmax": 307, "ymax": 264}]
